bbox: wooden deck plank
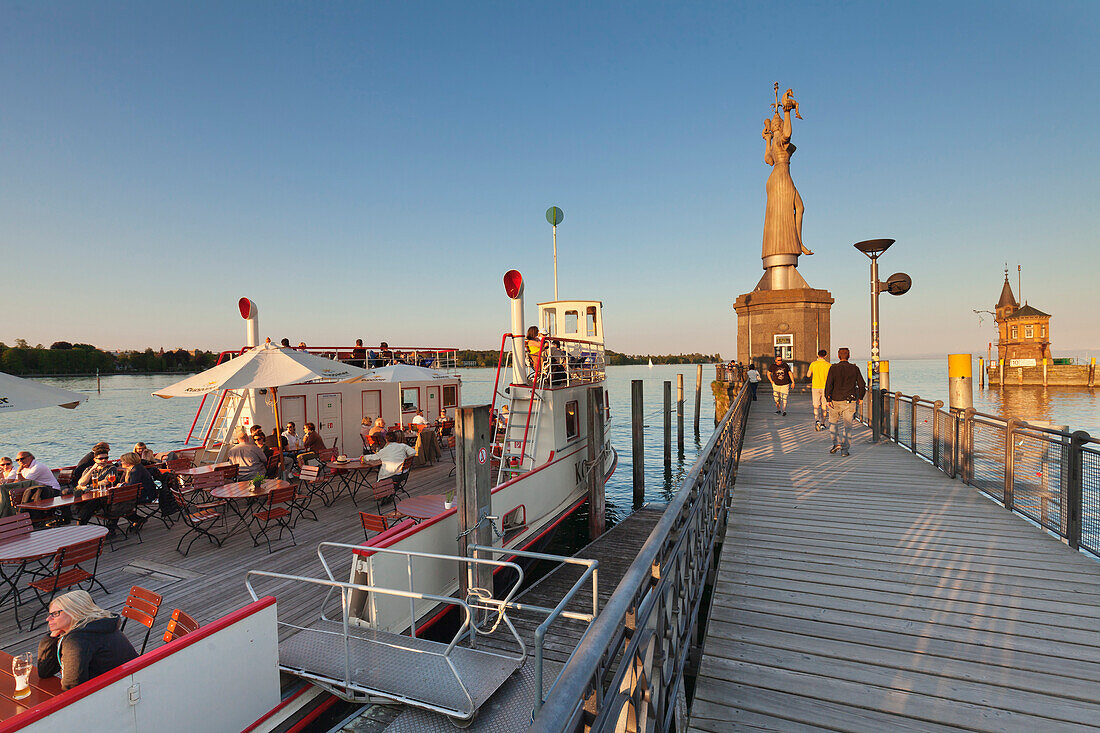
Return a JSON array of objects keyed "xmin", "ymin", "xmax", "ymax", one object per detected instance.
[{"xmin": 688, "ymin": 397, "xmax": 1100, "ymax": 733}]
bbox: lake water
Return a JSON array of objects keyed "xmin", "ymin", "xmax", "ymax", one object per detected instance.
[{"xmin": 4, "ymin": 360, "xmax": 1095, "ymax": 525}]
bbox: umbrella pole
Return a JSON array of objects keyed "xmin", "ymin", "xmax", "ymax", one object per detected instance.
[
  {"xmin": 398, "ymin": 381, "xmax": 404, "ymax": 429},
  {"xmin": 272, "ymin": 386, "xmax": 285, "ymax": 480}
]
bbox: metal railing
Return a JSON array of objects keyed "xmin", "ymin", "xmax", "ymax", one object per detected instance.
[
  {"xmin": 864, "ymin": 391, "xmax": 1099, "ymax": 556},
  {"xmin": 529, "ymin": 381, "xmax": 752, "ymax": 733}
]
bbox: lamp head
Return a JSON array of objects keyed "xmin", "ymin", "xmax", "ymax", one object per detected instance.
[{"xmin": 853, "ymin": 238, "xmax": 895, "ymax": 259}]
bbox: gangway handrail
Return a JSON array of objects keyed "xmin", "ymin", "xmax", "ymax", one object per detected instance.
[
  {"xmin": 530, "ymin": 381, "xmax": 752, "ymax": 733},
  {"xmin": 467, "ymin": 544, "xmax": 600, "ymax": 714},
  {"xmin": 862, "ymin": 389, "xmax": 1099, "ymax": 557}
]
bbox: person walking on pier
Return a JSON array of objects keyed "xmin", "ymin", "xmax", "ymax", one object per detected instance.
[
  {"xmin": 767, "ymin": 356, "xmax": 793, "ymax": 415},
  {"xmin": 824, "ymin": 348, "xmax": 866, "ymax": 456},
  {"xmin": 808, "ymin": 349, "xmax": 831, "ymax": 431},
  {"xmin": 746, "ymin": 365, "xmax": 761, "ymax": 400}
]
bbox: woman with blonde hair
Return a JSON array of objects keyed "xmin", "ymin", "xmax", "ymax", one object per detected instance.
[{"xmin": 37, "ymin": 590, "xmax": 138, "ymax": 690}]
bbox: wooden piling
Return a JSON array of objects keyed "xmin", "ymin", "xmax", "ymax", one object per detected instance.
[
  {"xmin": 694, "ymin": 364, "xmax": 702, "ymax": 434},
  {"xmin": 999, "ymin": 359, "xmax": 1004, "ymax": 386},
  {"xmin": 1043, "ymin": 358, "xmax": 1048, "ymax": 387},
  {"xmin": 979, "ymin": 357, "xmax": 985, "ymax": 388},
  {"xmin": 663, "ymin": 381, "xmax": 672, "ymax": 466},
  {"xmin": 1090, "ymin": 358, "xmax": 1096, "ymax": 387},
  {"xmin": 676, "ymin": 374, "xmax": 684, "ymax": 454},
  {"xmin": 631, "ymin": 380, "xmax": 644, "ymax": 508},
  {"xmin": 587, "ymin": 386, "xmax": 606, "ymax": 538}
]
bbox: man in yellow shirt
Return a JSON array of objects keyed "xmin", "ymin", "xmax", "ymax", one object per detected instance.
[{"xmin": 807, "ymin": 349, "xmax": 831, "ymax": 431}]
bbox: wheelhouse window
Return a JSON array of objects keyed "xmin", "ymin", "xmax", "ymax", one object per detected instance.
[
  {"xmin": 401, "ymin": 388, "xmax": 419, "ymax": 412},
  {"xmin": 565, "ymin": 400, "xmax": 579, "ymax": 440},
  {"xmin": 543, "ymin": 310, "xmax": 557, "ymax": 336},
  {"xmin": 586, "ymin": 306, "xmax": 598, "ymax": 337},
  {"xmin": 564, "ymin": 310, "xmax": 579, "ymax": 334},
  {"xmin": 442, "ymin": 384, "xmax": 457, "ymax": 408},
  {"xmin": 1024, "ymin": 325, "xmax": 1034, "ymax": 339}
]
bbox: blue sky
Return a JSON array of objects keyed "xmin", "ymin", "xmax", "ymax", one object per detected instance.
[{"xmin": 1, "ymin": 1, "xmax": 1096, "ymax": 359}]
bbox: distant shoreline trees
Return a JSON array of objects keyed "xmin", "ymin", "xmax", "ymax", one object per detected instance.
[{"xmin": 0, "ymin": 342, "xmax": 220, "ymax": 376}]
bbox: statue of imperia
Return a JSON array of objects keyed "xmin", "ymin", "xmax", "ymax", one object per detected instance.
[{"xmin": 761, "ymin": 85, "xmax": 813, "ymax": 265}]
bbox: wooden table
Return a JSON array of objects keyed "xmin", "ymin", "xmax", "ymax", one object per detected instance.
[
  {"xmin": 0, "ymin": 650, "xmax": 63, "ymax": 722},
  {"xmin": 324, "ymin": 460, "xmax": 380, "ymax": 505},
  {"xmin": 395, "ymin": 494, "xmax": 450, "ymax": 521},
  {"xmin": 17, "ymin": 489, "xmax": 110, "ymax": 513},
  {"xmin": 174, "ymin": 462, "xmax": 234, "ymax": 477},
  {"xmin": 211, "ymin": 480, "xmax": 294, "ymax": 541}
]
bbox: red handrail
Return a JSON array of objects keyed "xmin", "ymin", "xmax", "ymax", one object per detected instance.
[{"xmin": 184, "ymin": 349, "xmax": 239, "ymax": 444}]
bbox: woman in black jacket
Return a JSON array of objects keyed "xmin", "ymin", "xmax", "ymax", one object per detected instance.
[{"xmin": 37, "ymin": 590, "xmax": 138, "ymax": 690}]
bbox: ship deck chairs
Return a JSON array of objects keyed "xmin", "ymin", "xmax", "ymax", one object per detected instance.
[
  {"xmin": 170, "ymin": 486, "xmax": 226, "ymax": 556},
  {"xmin": 251, "ymin": 486, "xmax": 296, "ymax": 553},
  {"xmin": 163, "ymin": 609, "xmax": 199, "ymax": 643},
  {"xmin": 94, "ymin": 483, "xmax": 142, "ymax": 550},
  {"xmin": 27, "ymin": 536, "xmax": 107, "ymax": 629},
  {"xmin": 119, "ymin": 585, "xmax": 163, "ymax": 655}
]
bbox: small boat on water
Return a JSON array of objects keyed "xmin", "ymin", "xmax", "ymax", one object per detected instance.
[{"xmin": 3, "ymin": 270, "xmax": 616, "ymax": 730}]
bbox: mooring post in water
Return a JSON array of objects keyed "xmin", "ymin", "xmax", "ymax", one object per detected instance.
[
  {"xmin": 948, "ymin": 355, "xmax": 973, "ymax": 412},
  {"xmin": 1090, "ymin": 358, "xmax": 1096, "ymax": 388},
  {"xmin": 999, "ymin": 358, "xmax": 1004, "ymax": 387},
  {"xmin": 456, "ymin": 404, "xmax": 493, "ymax": 622},
  {"xmin": 978, "ymin": 357, "xmax": 985, "ymax": 388},
  {"xmin": 1043, "ymin": 358, "xmax": 1048, "ymax": 387},
  {"xmin": 96, "ymin": 369, "xmax": 100, "ymax": 394},
  {"xmin": 586, "ymin": 385, "xmax": 606, "ymax": 538},
  {"xmin": 694, "ymin": 364, "xmax": 702, "ymax": 434},
  {"xmin": 631, "ymin": 380, "xmax": 644, "ymax": 508},
  {"xmin": 663, "ymin": 380, "xmax": 672, "ymax": 466},
  {"xmin": 676, "ymin": 373, "xmax": 684, "ymax": 454}
]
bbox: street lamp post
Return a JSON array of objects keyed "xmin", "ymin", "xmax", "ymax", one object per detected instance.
[{"xmin": 854, "ymin": 239, "xmax": 911, "ymax": 443}]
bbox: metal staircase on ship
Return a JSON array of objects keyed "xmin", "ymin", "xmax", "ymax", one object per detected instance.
[{"xmin": 493, "ymin": 351, "xmax": 545, "ymax": 485}]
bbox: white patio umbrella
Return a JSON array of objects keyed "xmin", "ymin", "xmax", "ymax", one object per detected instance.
[
  {"xmin": 344, "ymin": 363, "xmax": 452, "ymax": 428},
  {"xmin": 153, "ymin": 341, "xmax": 374, "ymax": 470},
  {"xmin": 0, "ymin": 371, "xmax": 87, "ymax": 413}
]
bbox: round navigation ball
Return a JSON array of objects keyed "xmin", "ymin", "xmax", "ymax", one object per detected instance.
[
  {"xmin": 885, "ymin": 272, "xmax": 912, "ymax": 296},
  {"xmin": 503, "ymin": 270, "xmax": 524, "ymax": 299}
]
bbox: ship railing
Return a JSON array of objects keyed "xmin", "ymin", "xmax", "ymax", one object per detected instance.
[
  {"xmin": 530, "ymin": 380, "xmax": 753, "ymax": 733},
  {"xmin": 860, "ymin": 390, "xmax": 1100, "ymax": 556},
  {"xmin": 490, "ymin": 333, "xmax": 607, "ymax": 468}
]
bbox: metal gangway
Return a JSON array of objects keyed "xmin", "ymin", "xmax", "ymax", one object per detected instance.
[{"xmin": 246, "ymin": 542, "xmax": 598, "ymax": 723}]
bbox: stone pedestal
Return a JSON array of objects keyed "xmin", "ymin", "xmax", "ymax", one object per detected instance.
[{"xmin": 734, "ymin": 288, "xmax": 833, "ymax": 381}]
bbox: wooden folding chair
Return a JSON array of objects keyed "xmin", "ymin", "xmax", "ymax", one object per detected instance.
[
  {"xmin": 27, "ymin": 536, "xmax": 107, "ymax": 629},
  {"xmin": 163, "ymin": 609, "xmax": 199, "ymax": 643},
  {"xmin": 359, "ymin": 511, "xmax": 391, "ymax": 540},
  {"xmin": 119, "ymin": 585, "xmax": 163, "ymax": 655},
  {"xmin": 95, "ymin": 483, "xmax": 142, "ymax": 549},
  {"xmin": 165, "ymin": 457, "xmax": 194, "ymax": 472},
  {"xmin": 170, "ymin": 487, "xmax": 226, "ymax": 556},
  {"xmin": 251, "ymin": 486, "xmax": 296, "ymax": 553}
]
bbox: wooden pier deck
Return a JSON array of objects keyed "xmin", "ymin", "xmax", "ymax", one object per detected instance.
[{"xmin": 688, "ymin": 397, "xmax": 1100, "ymax": 732}]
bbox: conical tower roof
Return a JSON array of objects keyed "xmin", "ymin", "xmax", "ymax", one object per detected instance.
[{"xmin": 996, "ymin": 274, "xmax": 1018, "ymax": 309}]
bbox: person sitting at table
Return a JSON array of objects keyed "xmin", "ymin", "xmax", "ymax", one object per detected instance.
[
  {"xmin": 302, "ymin": 422, "xmax": 326, "ymax": 455},
  {"xmin": 227, "ymin": 428, "xmax": 267, "ymax": 481},
  {"xmin": 132, "ymin": 443, "xmax": 156, "ymax": 463},
  {"xmin": 119, "ymin": 452, "xmax": 157, "ymax": 505},
  {"xmin": 375, "ymin": 433, "xmax": 417, "ymax": 480},
  {"xmin": 1, "ymin": 456, "xmax": 18, "ymax": 482},
  {"xmin": 121, "ymin": 451, "xmax": 177, "ymax": 516},
  {"xmin": 379, "ymin": 341, "xmax": 394, "ymax": 365},
  {"xmin": 358, "ymin": 417, "xmax": 373, "ymax": 449},
  {"xmin": 351, "ymin": 339, "xmax": 367, "ymax": 368},
  {"xmin": 387, "ymin": 427, "xmax": 407, "ymax": 446},
  {"xmin": 70, "ymin": 441, "xmax": 109, "ymax": 490},
  {"xmin": 37, "ymin": 590, "xmax": 138, "ymax": 691},
  {"xmin": 411, "ymin": 409, "xmax": 428, "ymax": 428},
  {"xmin": 74, "ymin": 449, "xmax": 120, "ymax": 524},
  {"xmin": 17, "ymin": 451, "xmax": 62, "ymax": 497}
]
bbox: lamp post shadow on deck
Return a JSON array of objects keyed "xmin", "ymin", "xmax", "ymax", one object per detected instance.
[{"xmin": 853, "ymin": 238, "xmax": 911, "ymax": 443}]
